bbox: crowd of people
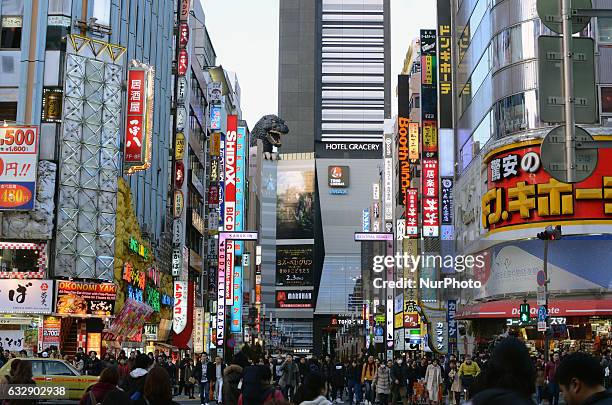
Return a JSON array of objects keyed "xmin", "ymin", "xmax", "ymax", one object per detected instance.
[{"xmin": 0, "ymin": 340, "xmax": 609, "ymax": 405}]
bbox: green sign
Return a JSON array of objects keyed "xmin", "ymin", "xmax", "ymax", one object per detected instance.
[
  {"xmin": 146, "ymin": 285, "xmax": 160, "ymax": 312},
  {"xmin": 129, "ymin": 236, "xmax": 149, "ymax": 260}
]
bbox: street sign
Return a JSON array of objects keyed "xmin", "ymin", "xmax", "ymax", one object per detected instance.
[
  {"xmin": 538, "ymin": 306, "xmax": 548, "ymax": 322},
  {"xmin": 541, "ymin": 125, "xmax": 598, "ymax": 183},
  {"xmin": 538, "ymin": 36, "xmax": 597, "ymax": 124},
  {"xmin": 537, "ymin": 270, "xmax": 546, "ymax": 287},
  {"xmin": 537, "ymin": 292, "xmax": 547, "ymax": 306},
  {"xmin": 374, "ymin": 335, "xmax": 384, "ymax": 344},
  {"xmin": 536, "ymin": 0, "xmax": 592, "ymax": 34},
  {"xmin": 537, "ymin": 321, "xmax": 547, "ymax": 332}
]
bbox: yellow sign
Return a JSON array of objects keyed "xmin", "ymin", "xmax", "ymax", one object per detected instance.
[
  {"xmin": 394, "ymin": 312, "xmax": 403, "ymax": 329},
  {"xmin": 409, "ymin": 123, "xmax": 419, "ymax": 161},
  {"xmin": 422, "ymin": 122, "xmax": 438, "ymax": 151},
  {"xmin": 423, "ymin": 55, "xmax": 433, "ymax": 85},
  {"xmin": 175, "ymin": 132, "xmax": 185, "ymax": 160},
  {"xmin": 209, "ymin": 132, "xmax": 220, "ymax": 156}
]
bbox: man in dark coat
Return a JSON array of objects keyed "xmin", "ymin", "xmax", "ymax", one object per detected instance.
[{"xmin": 556, "ymin": 352, "xmax": 612, "ymax": 405}]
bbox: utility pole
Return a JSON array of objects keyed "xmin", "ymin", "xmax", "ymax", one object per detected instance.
[{"xmin": 562, "ymin": 0, "xmax": 576, "ymax": 183}]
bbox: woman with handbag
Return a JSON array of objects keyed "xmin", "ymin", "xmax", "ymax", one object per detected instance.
[
  {"xmin": 372, "ymin": 359, "xmax": 392, "ymax": 405},
  {"xmin": 184, "ymin": 358, "xmax": 196, "ymax": 399}
]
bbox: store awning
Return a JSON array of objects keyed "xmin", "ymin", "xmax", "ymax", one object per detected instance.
[
  {"xmin": 207, "ymin": 66, "xmax": 229, "ymax": 95},
  {"xmin": 455, "ymin": 298, "xmax": 612, "ymax": 319}
]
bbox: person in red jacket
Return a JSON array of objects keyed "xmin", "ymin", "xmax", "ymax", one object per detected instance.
[{"xmin": 545, "ymin": 352, "xmax": 561, "ymax": 405}]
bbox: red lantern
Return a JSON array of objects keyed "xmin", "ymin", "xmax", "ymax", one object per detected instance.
[{"xmin": 175, "ymin": 161, "xmax": 185, "ymax": 188}]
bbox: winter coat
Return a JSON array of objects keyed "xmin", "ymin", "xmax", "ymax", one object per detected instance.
[
  {"xmin": 580, "ymin": 390, "xmax": 612, "ymax": 405},
  {"xmin": 424, "ymin": 364, "xmax": 442, "ymax": 400},
  {"xmin": 390, "ymin": 362, "xmax": 409, "ymax": 388},
  {"xmin": 222, "ymin": 364, "xmax": 244, "ymax": 405},
  {"xmin": 467, "ymin": 388, "xmax": 536, "ymax": 405},
  {"xmin": 238, "ymin": 384, "xmax": 285, "ymax": 405},
  {"xmin": 299, "ymin": 395, "xmax": 333, "ymax": 405},
  {"xmin": 346, "ymin": 364, "xmax": 361, "ymax": 383},
  {"xmin": 321, "ymin": 361, "xmax": 334, "ymax": 381},
  {"xmin": 119, "ymin": 368, "xmax": 148, "ymax": 401},
  {"xmin": 279, "ymin": 361, "xmax": 299, "ymax": 388},
  {"xmin": 79, "ymin": 382, "xmax": 130, "ymax": 405},
  {"xmin": 373, "ymin": 365, "xmax": 391, "ymax": 394},
  {"xmin": 361, "ymin": 361, "xmax": 376, "ymax": 382},
  {"xmin": 331, "ymin": 363, "xmax": 346, "ymax": 387},
  {"xmin": 447, "ymin": 368, "xmax": 462, "ymax": 393}
]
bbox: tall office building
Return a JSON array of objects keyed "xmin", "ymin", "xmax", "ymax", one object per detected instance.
[{"xmin": 277, "ymin": 0, "xmax": 390, "ymax": 355}]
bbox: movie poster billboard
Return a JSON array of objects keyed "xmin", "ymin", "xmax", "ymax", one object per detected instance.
[
  {"xmin": 276, "ymin": 160, "xmax": 315, "ymax": 239},
  {"xmin": 275, "ymin": 245, "xmax": 314, "ymax": 287}
]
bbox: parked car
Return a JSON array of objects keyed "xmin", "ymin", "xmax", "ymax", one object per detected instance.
[{"xmin": 0, "ymin": 358, "xmax": 98, "ymax": 400}]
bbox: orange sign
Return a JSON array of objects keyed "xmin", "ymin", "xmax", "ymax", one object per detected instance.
[{"xmin": 482, "ymin": 140, "xmax": 612, "ymax": 232}]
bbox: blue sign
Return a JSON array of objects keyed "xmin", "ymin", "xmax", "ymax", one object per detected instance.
[
  {"xmin": 230, "ymin": 126, "xmax": 247, "ymax": 333},
  {"xmin": 362, "ymin": 209, "xmax": 370, "ymax": 232},
  {"xmin": 537, "ymin": 270, "xmax": 546, "ymax": 287},
  {"xmin": 447, "ymin": 299, "xmax": 458, "ymax": 354},
  {"xmin": 161, "ymin": 294, "xmax": 174, "ymax": 306},
  {"xmin": 210, "ymin": 106, "xmax": 221, "ymax": 130},
  {"xmin": 127, "ymin": 284, "xmax": 143, "ymax": 302},
  {"xmin": 375, "ymin": 326, "xmax": 384, "ymax": 336},
  {"xmin": 329, "ymin": 188, "xmax": 348, "ymax": 195},
  {"xmin": 538, "ymin": 306, "xmax": 547, "ymax": 322}
]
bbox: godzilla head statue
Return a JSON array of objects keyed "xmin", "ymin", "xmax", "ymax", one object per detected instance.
[{"xmin": 250, "ymin": 114, "xmax": 289, "ymax": 160}]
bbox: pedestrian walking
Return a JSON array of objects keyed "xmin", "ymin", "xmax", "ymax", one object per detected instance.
[
  {"xmin": 545, "ymin": 353, "xmax": 562, "ymax": 405},
  {"xmin": 372, "ymin": 359, "xmax": 392, "ymax": 405},
  {"xmin": 346, "ymin": 359, "xmax": 362, "ymax": 405},
  {"xmin": 294, "ymin": 371, "xmax": 332, "ymax": 405},
  {"xmin": 467, "ymin": 336, "xmax": 536, "ymax": 405},
  {"xmin": 195, "ymin": 353, "xmax": 215, "ymax": 405},
  {"xmin": 556, "ymin": 352, "xmax": 612, "ymax": 405},
  {"xmin": 120, "ymin": 353, "xmax": 153, "ymax": 402},
  {"xmin": 458, "ymin": 354, "xmax": 480, "ymax": 400},
  {"xmin": 279, "ymin": 354, "xmax": 300, "ymax": 401},
  {"xmin": 391, "ymin": 356, "xmax": 409, "ymax": 405},
  {"xmin": 361, "ymin": 355, "xmax": 376, "ymax": 405},
  {"xmin": 223, "ymin": 351, "xmax": 250, "ymax": 405},
  {"xmin": 331, "ymin": 358, "xmax": 346, "ymax": 403},
  {"xmin": 141, "ymin": 366, "xmax": 180, "ymax": 405},
  {"xmin": 424, "ymin": 358, "xmax": 443, "ymax": 405},
  {"xmin": 446, "ymin": 361, "xmax": 462, "ymax": 405},
  {"xmin": 239, "ymin": 364, "xmax": 285, "ymax": 405},
  {"xmin": 79, "ymin": 367, "xmax": 131, "ymax": 405},
  {"xmin": 213, "ymin": 355, "xmax": 226, "ymax": 402}
]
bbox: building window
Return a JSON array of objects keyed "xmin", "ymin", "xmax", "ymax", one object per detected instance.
[
  {"xmin": 598, "ymin": 17, "xmax": 612, "ymax": 44},
  {"xmin": 0, "ymin": 102, "xmax": 17, "ymax": 121},
  {"xmin": 601, "ymin": 87, "xmax": 612, "ymax": 113},
  {"xmin": 92, "ymin": 0, "xmax": 110, "ymax": 25},
  {"xmin": 1, "ymin": 16, "xmax": 22, "ymax": 49}
]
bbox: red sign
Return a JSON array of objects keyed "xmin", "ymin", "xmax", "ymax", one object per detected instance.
[
  {"xmin": 179, "ymin": 23, "xmax": 189, "ymax": 48},
  {"xmin": 208, "ymin": 185, "xmax": 219, "ymax": 204},
  {"xmin": 456, "ymin": 298, "xmax": 612, "ymax": 319},
  {"xmin": 405, "ymin": 188, "xmax": 418, "ymax": 236},
  {"xmin": 0, "ymin": 126, "xmax": 40, "ymax": 211},
  {"xmin": 125, "ymin": 69, "xmax": 146, "ymax": 164},
  {"xmin": 275, "ymin": 290, "xmax": 313, "ymax": 309},
  {"xmin": 422, "ymin": 158, "xmax": 438, "ymax": 197},
  {"xmin": 177, "ymin": 50, "xmax": 188, "ymax": 76},
  {"xmin": 482, "ymin": 141, "xmax": 612, "ymax": 232},
  {"xmin": 42, "ymin": 316, "xmax": 61, "ymax": 348},
  {"xmin": 175, "ymin": 161, "xmax": 185, "ymax": 188}
]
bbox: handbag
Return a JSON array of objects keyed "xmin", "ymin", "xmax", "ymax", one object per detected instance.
[{"xmin": 188, "ymin": 376, "xmax": 197, "ymax": 385}]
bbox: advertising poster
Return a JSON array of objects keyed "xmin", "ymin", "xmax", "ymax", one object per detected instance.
[
  {"xmin": 276, "ymin": 160, "xmax": 315, "ymax": 239},
  {"xmin": 275, "ymin": 245, "xmax": 314, "ymax": 287},
  {"xmin": 0, "ymin": 330, "xmax": 24, "ymax": 351},
  {"xmin": 55, "ymin": 281, "xmax": 116, "ymax": 316},
  {"xmin": 42, "ymin": 316, "xmax": 61, "ymax": 349},
  {"xmin": 275, "ymin": 290, "xmax": 313, "ymax": 308},
  {"xmin": 0, "ymin": 126, "xmax": 39, "ymax": 210},
  {"xmin": 124, "ymin": 66, "xmax": 153, "ymax": 173},
  {"xmin": 0, "ymin": 279, "xmax": 52, "ymax": 314}
]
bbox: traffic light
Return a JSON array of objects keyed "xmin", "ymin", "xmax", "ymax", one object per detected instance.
[
  {"xmin": 519, "ymin": 300, "xmax": 530, "ymax": 324},
  {"xmin": 537, "ymin": 225, "xmax": 562, "ymax": 240}
]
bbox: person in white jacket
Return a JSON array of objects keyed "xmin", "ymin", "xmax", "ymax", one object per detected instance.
[{"xmin": 424, "ymin": 358, "xmax": 443, "ymax": 405}]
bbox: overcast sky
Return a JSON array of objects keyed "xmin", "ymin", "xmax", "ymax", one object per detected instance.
[{"xmin": 200, "ymin": 0, "xmax": 437, "ymax": 129}]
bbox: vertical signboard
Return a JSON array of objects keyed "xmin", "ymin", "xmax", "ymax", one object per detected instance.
[
  {"xmin": 397, "ymin": 116, "xmax": 411, "ymax": 207},
  {"xmin": 383, "ymin": 133, "xmax": 393, "ymax": 222},
  {"xmin": 124, "ymin": 65, "xmax": 154, "ymax": 173},
  {"xmin": 231, "ymin": 125, "xmax": 247, "ymax": 333},
  {"xmin": 194, "ymin": 307, "xmax": 205, "ymax": 353},
  {"xmin": 441, "ymin": 178, "xmax": 453, "ymax": 225},
  {"xmin": 216, "ymin": 238, "xmax": 226, "ymax": 346},
  {"xmin": 409, "ymin": 123, "xmax": 419, "ymax": 161},
  {"xmin": 0, "ymin": 126, "xmax": 39, "ymax": 210},
  {"xmin": 173, "ymin": 281, "xmax": 188, "ymax": 334},
  {"xmin": 447, "ymin": 300, "xmax": 458, "ymax": 354},
  {"xmin": 224, "ymin": 116, "xmax": 238, "ymax": 305},
  {"xmin": 437, "ymin": 0, "xmax": 453, "ymax": 129},
  {"xmin": 405, "ymin": 188, "xmax": 418, "ymax": 236},
  {"xmin": 362, "ymin": 209, "xmax": 370, "ymax": 232},
  {"xmin": 421, "ymin": 29, "xmax": 439, "ymax": 238}
]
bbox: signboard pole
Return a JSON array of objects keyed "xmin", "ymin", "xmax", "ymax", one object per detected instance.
[
  {"xmin": 543, "ymin": 239, "xmax": 550, "ymax": 362},
  {"xmin": 562, "ymin": 0, "xmax": 576, "ymax": 183}
]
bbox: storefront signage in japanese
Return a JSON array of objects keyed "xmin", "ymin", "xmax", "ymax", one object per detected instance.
[
  {"xmin": 128, "ymin": 236, "xmax": 149, "ymax": 259},
  {"xmin": 42, "ymin": 316, "xmax": 61, "ymax": 349},
  {"xmin": 441, "ymin": 178, "xmax": 453, "ymax": 225},
  {"xmin": 409, "ymin": 123, "xmax": 419, "ymax": 161},
  {"xmin": 174, "ymin": 190, "xmax": 184, "ymax": 218},
  {"xmin": 55, "ymin": 281, "xmax": 116, "ymax": 316},
  {"xmin": 405, "ymin": 188, "xmax": 418, "ymax": 236},
  {"xmin": 0, "ymin": 330, "xmax": 24, "ymax": 351},
  {"xmin": 179, "ymin": 0, "xmax": 190, "ymax": 21},
  {"xmin": 177, "ymin": 50, "xmax": 188, "ymax": 76},
  {"xmin": 194, "ymin": 307, "xmax": 205, "ymax": 353},
  {"xmin": 210, "ymin": 106, "xmax": 221, "ymax": 130},
  {"xmin": 447, "ymin": 300, "xmax": 457, "ymax": 354},
  {"xmin": 0, "ymin": 126, "xmax": 39, "ymax": 211},
  {"xmin": 397, "ymin": 117, "xmax": 411, "ymax": 205},
  {"xmin": 482, "ymin": 141, "xmax": 612, "ymax": 232},
  {"xmin": 178, "ymin": 22, "xmax": 189, "ymax": 48},
  {"xmin": 124, "ymin": 65, "xmax": 154, "ymax": 173},
  {"xmin": 172, "ymin": 281, "xmax": 188, "ymax": 334},
  {"xmin": 422, "ymin": 121, "xmax": 438, "ymax": 156},
  {"xmin": 437, "ymin": 0, "xmax": 453, "ymax": 129},
  {"xmin": 175, "ymin": 132, "xmax": 185, "ymax": 160},
  {"xmin": 422, "ymin": 159, "xmax": 439, "ymax": 237},
  {"xmin": 172, "ymin": 247, "xmax": 181, "ymax": 277},
  {"xmin": 0, "ymin": 279, "xmax": 52, "ymax": 314},
  {"xmin": 208, "ymin": 82, "xmax": 222, "ymax": 104}
]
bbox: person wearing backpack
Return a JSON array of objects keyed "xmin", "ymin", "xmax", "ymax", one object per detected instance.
[
  {"xmin": 239, "ymin": 364, "xmax": 286, "ymax": 405},
  {"xmin": 79, "ymin": 367, "xmax": 131, "ymax": 405},
  {"xmin": 120, "ymin": 353, "xmax": 153, "ymax": 402}
]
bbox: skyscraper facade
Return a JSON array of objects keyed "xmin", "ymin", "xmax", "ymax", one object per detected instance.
[{"xmin": 278, "ymin": 0, "xmax": 390, "ymax": 355}]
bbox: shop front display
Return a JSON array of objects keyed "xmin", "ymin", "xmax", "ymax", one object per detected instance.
[{"xmin": 0, "ymin": 242, "xmax": 47, "ymax": 279}]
